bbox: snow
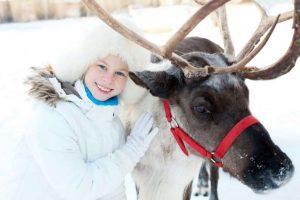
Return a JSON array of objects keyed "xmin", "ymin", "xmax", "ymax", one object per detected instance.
[{"xmin": 0, "ymin": 1, "xmax": 299, "ymax": 200}]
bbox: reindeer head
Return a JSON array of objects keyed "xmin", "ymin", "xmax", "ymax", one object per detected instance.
[
  {"xmin": 82, "ymin": 0, "xmax": 299, "ymax": 193},
  {"xmin": 129, "ymin": 40, "xmax": 294, "ymax": 192}
]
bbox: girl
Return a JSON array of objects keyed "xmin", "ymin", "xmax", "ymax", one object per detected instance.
[{"xmin": 1, "ymin": 17, "xmax": 158, "ymax": 200}]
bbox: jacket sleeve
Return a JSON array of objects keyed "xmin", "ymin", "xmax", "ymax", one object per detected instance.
[{"xmin": 25, "ymin": 104, "xmax": 127, "ymax": 200}]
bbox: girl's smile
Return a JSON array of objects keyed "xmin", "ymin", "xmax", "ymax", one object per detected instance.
[{"xmin": 95, "ymin": 82, "xmax": 113, "ymax": 93}]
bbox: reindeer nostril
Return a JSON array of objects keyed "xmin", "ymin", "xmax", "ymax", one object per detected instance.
[
  {"xmin": 273, "ymin": 158, "xmax": 294, "ymax": 185},
  {"xmin": 242, "ymin": 156, "xmax": 294, "ymax": 192}
]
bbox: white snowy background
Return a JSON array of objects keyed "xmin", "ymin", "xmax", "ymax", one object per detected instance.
[{"xmin": 0, "ymin": 1, "xmax": 299, "ymax": 200}]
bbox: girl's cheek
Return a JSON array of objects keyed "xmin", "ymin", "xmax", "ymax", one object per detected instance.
[{"xmin": 122, "ymin": 80, "xmax": 128, "ymax": 90}]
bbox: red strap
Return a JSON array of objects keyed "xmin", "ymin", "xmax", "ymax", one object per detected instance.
[
  {"xmin": 214, "ymin": 115, "xmax": 259, "ymax": 159},
  {"xmin": 173, "ymin": 128, "xmax": 210, "ymax": 158},
  {"xmin": 173, "ymin": 126, "xmax": 223, "ymax": 167},
  {"xmin": 170, "ymin": 128, "xmax": 189, "ymax": 156},
  {"xmin": 163, "ymin": 100, "xmax": 172, "ymax": 122},
  {"xmin": 162, "ymin": 99, "xmax": 259, "ymax": 168}
]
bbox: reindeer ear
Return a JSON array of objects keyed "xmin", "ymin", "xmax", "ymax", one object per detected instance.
[{"xmin": 129, "ymin": 70, "xmax": 183, "ymax": 98}]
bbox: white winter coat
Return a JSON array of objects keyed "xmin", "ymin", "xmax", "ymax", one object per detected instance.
[{"xmin": 1, "ymin": 67, "xmax": 129, "ymax": 200}]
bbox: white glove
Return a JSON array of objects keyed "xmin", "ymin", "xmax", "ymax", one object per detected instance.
[{"xmin": 110, "ymin": 112, "xmax": 158, "ymax": 175}]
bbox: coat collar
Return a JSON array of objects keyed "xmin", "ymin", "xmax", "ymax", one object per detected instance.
[
  {"xmin": 25, "ymin": 66, "xmax": 118, "ymax": 121},
  {"xmin": 74, "ymin": 80, "xmax": 118, "ymax": 121}
]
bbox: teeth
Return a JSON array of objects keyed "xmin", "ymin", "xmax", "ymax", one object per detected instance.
[{"xmin": 96, "ymin": 83, "xmax": 112, "ymax": 92}]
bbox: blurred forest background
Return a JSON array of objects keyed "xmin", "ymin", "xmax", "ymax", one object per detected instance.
[{"xmin": 0, "ymin": 0, "xmax": 253, "ymax": 23}]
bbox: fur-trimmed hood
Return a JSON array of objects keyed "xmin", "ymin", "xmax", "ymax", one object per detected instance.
[
  {"xmin": 26, "ymin": 17, "xmax": 151, "ymax": 106},
  {"xmin": 25, "ymin": 65, "xmax": 81, "ymax": 107}
]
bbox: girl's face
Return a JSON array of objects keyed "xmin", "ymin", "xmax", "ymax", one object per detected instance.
[{"xmin": 84, "ymin": 54, "xmax": 129, "ymax": 101}]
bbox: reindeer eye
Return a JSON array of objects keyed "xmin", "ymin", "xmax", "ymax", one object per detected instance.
[{"xmin": 194, "ymin": 105, "xmax": 210, "ymax": 114}]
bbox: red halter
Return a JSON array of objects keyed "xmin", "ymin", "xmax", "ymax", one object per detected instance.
[{"xmin": 162, "ymin": 99, "xmax": 259, "ymax": 168}]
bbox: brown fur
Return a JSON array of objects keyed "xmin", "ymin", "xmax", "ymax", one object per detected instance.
[
  {"xmin": 24, "ymin": 65, "xmax": 63, "ymax": 107},
  {"xmin": 183, "ymin": 181, "xmax": 192, "ymax": 200}
]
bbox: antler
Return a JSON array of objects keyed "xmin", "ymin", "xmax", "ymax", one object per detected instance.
[
  {"xmin": 162, "ymin": 0, "xmax": 230, "ymax": 58},
  {"xmin": 205, "ymin": 14, "xmax": 280, "ymax": 75},
  {"xmin": 82, "ymin": 0, "xmax": 300, "ymax": 80},
  {"xmin": 82, "ymin": 0, "xmax": 229, "ymax": 77},
  {"xmin": 243, "ymin": 4, "xmax": 300, "ymax": 80},
  {"xmin": 194, "ymin": 0, "xmax": 298, "ymax": 79},
  {"xmin": 190, "ymin": 0, "xmax": 300, "ymax": 80},
  {"xmin": 238, "ymin": 1, "xmax": 299, "ymax": 80},
  {"xmin": 194, "ymin": 0, "xmax": 236, "ymax": 60},
  {"xmin": 237, "ymin": 2, "xmax": 293, "ymax": 61}
]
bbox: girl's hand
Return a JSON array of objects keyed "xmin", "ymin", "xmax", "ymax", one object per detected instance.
[
  {"xmin": 110, "ymin": 112, "xmax": 159, "ymax": 175},
  {"xmin": 129, "ymin": 112, "xmax": 158, "ymax": 146}
]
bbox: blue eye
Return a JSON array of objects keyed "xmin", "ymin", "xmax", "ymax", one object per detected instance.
[
  {"xmin": 98, "ymin": 64, "xmax": 106, "ymax": 70},
  {"xmin": 115, "ymin": 71, "xmax": 126, "ymax": 77},
  {"xmin": 194, "ymin": 105, "xmax": 209, "ymax": 114}
]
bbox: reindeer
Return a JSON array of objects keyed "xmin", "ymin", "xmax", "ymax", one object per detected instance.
[{"xmin": 82, "ymin": 0, "xmax": 300, "ymax": 199}]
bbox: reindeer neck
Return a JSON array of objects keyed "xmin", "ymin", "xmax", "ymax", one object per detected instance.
[
  {"xmin": 127, "ymin": 94, "xmax": 203, "ymax": 200},
  {"xmin": 132, "ymin": 142, "xmax": 202, "ymax": 200}
]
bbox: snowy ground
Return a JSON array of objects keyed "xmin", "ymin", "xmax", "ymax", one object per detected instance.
[{"xmin": 0, "ymin": 1, "xmax": 299, "ymax": 200}]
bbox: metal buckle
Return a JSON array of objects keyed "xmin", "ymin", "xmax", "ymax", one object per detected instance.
[
  {"xmin": 170, "ymin": 117, "xmax": 179, "ymax": 128},
  {"xmin": 210, "ymin": 152, "xmax": 223, "ymax": 167}
]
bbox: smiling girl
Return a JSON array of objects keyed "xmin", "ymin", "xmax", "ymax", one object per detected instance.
[{"xmin": 1, "ymin": 17, "xmax": 158, "ymax": 200}]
